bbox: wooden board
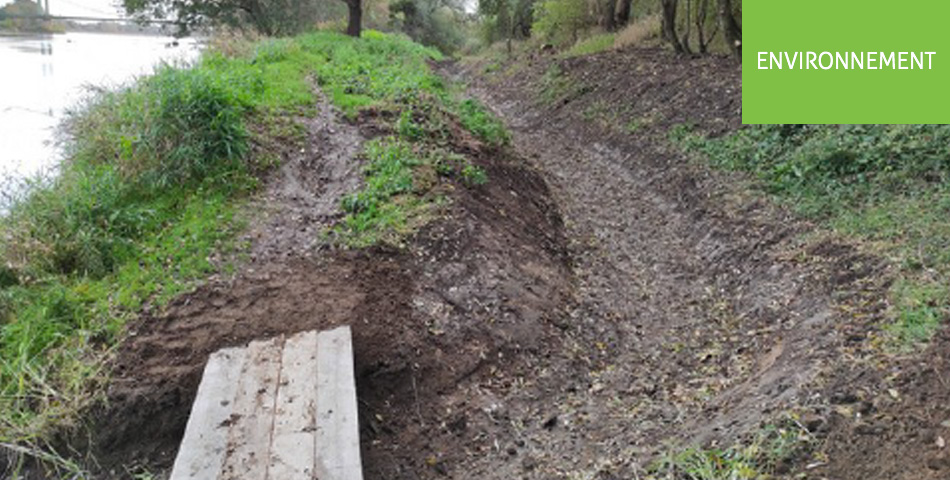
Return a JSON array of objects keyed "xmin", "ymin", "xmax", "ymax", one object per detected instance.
[
  {"xmin": 169, "ymin": 328, "xmax": 363, "ymax": 480},
  {"xmin": 169, "ymin": 347, "xmax": 247, "ymax": 480},
  {"xmin": 269, "ymin": 330, "xmax": 318, "ymax": 479},
  {"xmin": 315, "ymin": 326, "xmax": 364, "ymax": 480},
  {"xmin": 220, "ymin": 336, "xmax": 285, "ymax": 480}
]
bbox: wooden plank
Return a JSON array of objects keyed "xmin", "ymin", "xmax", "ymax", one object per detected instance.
[
  {"xmin": 314, "ymin": 326, "xmax": 364, "ymax": 480},
  {"xmin": 267, "ymin": 330, "xmax": 319, "ymax": 480},
  {"xmin": 220, "ymin": 336, "xmax": 285, "ymax": 480},
  {"xmin": 169, "ymin": 347, "xmax": 247, "ymax": 480}
]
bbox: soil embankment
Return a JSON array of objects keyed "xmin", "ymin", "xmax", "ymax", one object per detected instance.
[
  {"xmin": 67, "ymin": 47, "xmax": 950, "ymax": 480},
  {"xmin": 84, "ymin": 85, "xmax": 573, "ymax": 479}
]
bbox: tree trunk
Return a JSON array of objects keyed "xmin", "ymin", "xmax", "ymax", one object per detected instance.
[
  {"xmin": 695, "ymin": 0, "xmax": 708, "ymax": 53},
  {"xmin": 345, "ymin": 0, "xmax": 362, "ymax": 37},
  {"xmin": 617, "ymin": 0, "xmax": 633, "ymax": 25},
  {"xmin": 602, "ymin": 0, "xmax": 618, "ymax": 31},
  {"xmin": 682, "ymin": 0, "xmax": 692, "ymax": 53},
  {"xmin": 660, "ymin": 0, "xmax": 684, "ymax": 53},
  {"xmin": 718, "ymin": 0, "xmax": 740, "ymax": 58}
]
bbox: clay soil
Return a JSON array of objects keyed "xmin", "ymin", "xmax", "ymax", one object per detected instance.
[{"xmin": 49, "ymin": 48, "xmax": 950, "ymax": 480}]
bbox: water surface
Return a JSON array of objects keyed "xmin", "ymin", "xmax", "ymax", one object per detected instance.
[{"xmin": 0, "ymin": 31, "xmax": 200, "ymax": 202}]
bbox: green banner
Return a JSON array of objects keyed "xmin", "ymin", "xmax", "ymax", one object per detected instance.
[{"xmin": 743, "ymin": 1, "xmax": 949, "ymax": 124}]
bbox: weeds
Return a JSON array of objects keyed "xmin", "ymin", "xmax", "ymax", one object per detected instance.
[
  {"xmin": 453, "ymin": 99, "xmax": 510, "ymax": 146},
  {"xmin": 562, "ymin": 32, "xmax": 615, "ymax": 58},
  {"xmin": 676, "ymin": 124, "xmax": 950, "ymax": 350},
  {"xmin": 335, "ymin": 138, "xmax": 430, "ymax": 247},
  {"xmin": 649, "ymin": 418, "xmax": 815, "ymax": 480},
  {"xmin": 435, "ymin": 151, "xmax": 488, "ymax": 186},
  {"xmin": 613, "ymin": 14, "xmax": 661, "ymax": 50}
]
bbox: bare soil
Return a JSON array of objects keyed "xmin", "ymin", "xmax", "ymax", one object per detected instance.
[{"xmin": 54, "ymin": 47, "xmax": 950, "ymax": 480}]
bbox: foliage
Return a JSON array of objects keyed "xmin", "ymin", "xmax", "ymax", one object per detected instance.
[
  {"xmin": 453, "ymin": 99, "xmax": 510, "ymax": 146},
  {"xmin": 532, "ymin": 0, "xmax": 592, "ymax": 47},
  {"xmin": 613, "ymin": 13, "xmax": 661, "ymax": 49},
  {"xmin": 309, "ymin": 31, "xmax": 503, "ymax": 245},
  {"xmin": 677, "ymin": 124, "xmax": 950, "ymax": 350},
  {"xmin": 336, "ymin": 137, "xmax": 430, "ymax": 246},
  {"xmin": 122, "ymin": 0, "xmax": 326, "ymax": 35},
  {"xmin": 298, "ymin": 30, "xmax": 445, "ymax": 117},
  {"xmin": 478, "ymin": 0, "xmax": 535, "ymax": 45},
  {"xmin": 389, "ymin": 0, "xmax": 468, "ymax": 54},
  {"xmin": 0, "ymin": 0, "xmax": 63, "ymax": 33},
  {"xmin": 678, "ymin": 125, "xmax": 950, "ymax": 215}
]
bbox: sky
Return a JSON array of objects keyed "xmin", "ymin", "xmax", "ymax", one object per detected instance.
[{"xmin": 1, "ymin": 0, "xmax": 124, "ymax": 18}]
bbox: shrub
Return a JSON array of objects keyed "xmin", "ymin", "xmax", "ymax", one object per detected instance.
[{"xmin": 533, "ymin": 0, "xmax": 593, "ymax": 47}]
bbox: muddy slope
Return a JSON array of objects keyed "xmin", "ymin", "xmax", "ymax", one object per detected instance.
[{"xmin": 72, "ymin": 88, "xmax": 572, "ymax": 479}]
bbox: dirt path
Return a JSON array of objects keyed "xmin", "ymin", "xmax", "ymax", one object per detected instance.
[{"xmin": 437, "ymin": 52, "xmax": 889, "ymax": 478}]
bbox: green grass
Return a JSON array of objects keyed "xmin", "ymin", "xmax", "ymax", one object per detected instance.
[
  {"xmin": 649, "ymin": 419, "xmax": 814, "ymax": 480},
  {"xmin": 454, "ymin": 99, "xmax": 510, "ymax": 146},
  {"xmin": 335, "ymin": 137, "xmax": 429, "ymax": 247},
  {"xmin": 562, "ymin": 32, "xmax": 615, "ymax": 58},
  {"xmin": 676, "ymin": 124, "xmax": 950, "ymax": 350},
  {"xmin": 295, "ymin": 30, "xmax": 503, "ymax": 246}
]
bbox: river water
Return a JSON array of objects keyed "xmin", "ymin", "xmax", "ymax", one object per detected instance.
[{"xmin": 0, "ymin": 32, "xmax": 200, "ymax": 203}]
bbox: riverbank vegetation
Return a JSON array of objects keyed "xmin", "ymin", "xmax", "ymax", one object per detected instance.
[
  {"xmin": 0, "ymin": 33, "xmax": 309, "ymax": 455},
  {"xmin": 676, "ymin": 124, "xmax": 950, "ymax": 350},
  {"xmin": 0, "ymin": 30, "xmax": 505, "ymax": 472}
]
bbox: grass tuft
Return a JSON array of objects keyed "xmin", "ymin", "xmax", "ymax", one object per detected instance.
[
  {"xmin": 562, "ymin": 32, "xmax": 615, "ymax": 58},
  {"xmin": 650, "ymin": 418, "xmax": 815, "ymax": 480}
]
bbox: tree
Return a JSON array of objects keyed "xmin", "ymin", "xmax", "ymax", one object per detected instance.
[
  {"xmin": 659, "ymin": 0, "xmax": 684, "ymax": 53},
  {"xmin": 693, "ymin": 0, "xmax": 717, "ymax": 53},
  {"xmin": 616, "ymin": 0, "xmax": 632, "ymax": 26},
  {"xmin": 531, "ymin": 0, "xmax": 589, "ymax": 47},
  {"xmin": 390, "ymin": 0, "xmax": 465, "ymax": 53},
  {"xmin": 343, "ymin": 0, "xmax": 362, "ymax": 36},
  {"xmin": 479, "ymin": 0, "xmax": 533, "ymax": 48},
  {"xmin": 718, "ymin": 0, "xmax": 740, "ymax": 58},
  {"xmin": 122, "ymin": 0, "xmax": 323, "ymax": 36},
  {"xmin": 601, "ymin": 0, "xmax": 618, "ymax": 31}
]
